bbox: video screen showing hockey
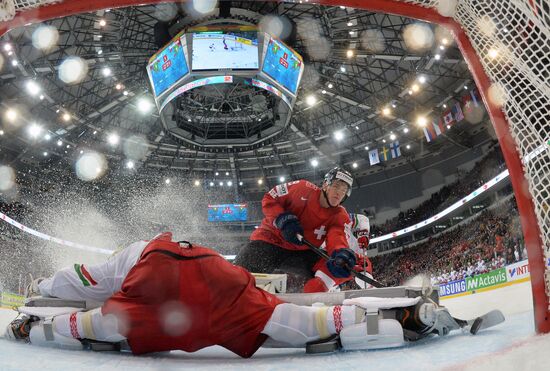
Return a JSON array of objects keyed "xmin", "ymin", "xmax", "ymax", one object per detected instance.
[
  {"xmin": 191, "ymin": 30, "xmax": 259, "ymax": 70},
  {"xmin": 147, "ymin": 35, "xmax": 189, "ymax": 97},
  {"xmin": 207, "ymin": 204, "xmax": 248, "ymax": 222},
  {"xmin": 262, "ymin": 36, "xmax": 303, "ymax": 95},
  {"xmin": 1, "ymin": 0, "xmax": 550, "ymax": 370}
]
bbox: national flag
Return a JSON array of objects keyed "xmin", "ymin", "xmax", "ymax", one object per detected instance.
[
  {"xmin": 379, "ymin": 146, "xmax": 390, "ymax": 162},
  {"xmin": 432, "ymin": 118, "xmax": 445, "ymax": 136},
  {"xmin": 452, "ymin": 102, "xmax": 465, "ymax": 122},
  {"xmin": 443, "ymin": 110, "xmax": 454, "ymax": 126},
  {"xmin": 462, "ymin": 88, "xmax": 482, "ymax": 114},
  {"xmin": 390, "ymin": 141, "xmax": 401, "ymax": 158},
  {"xmin": 423, "ymin": 127, "xmax": 434, "ymax": 142},
  {"xmin": 369, "ymin": 149, "xmax": 380, "ymax": 165},
  {"xmin": 471, "ymin": 88, "xmax": 481, "ymax": 107}
]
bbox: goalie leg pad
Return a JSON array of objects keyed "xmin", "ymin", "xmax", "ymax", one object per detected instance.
[
  {"xmin": 29, "ymin": 319, "xmax": 83, "ymax": 350},
  {"xmin": 340, "ymin": 319, "xmax": 405, "ymax": 351}
]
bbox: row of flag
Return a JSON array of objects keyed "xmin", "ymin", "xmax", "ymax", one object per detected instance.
[
  {"xmin": 368, "ymin": 141, "xmax": 401, "ymax": 165},
  {"xmin": 423, "ymin": 88, "xmax": 482, "ymax": 143}
]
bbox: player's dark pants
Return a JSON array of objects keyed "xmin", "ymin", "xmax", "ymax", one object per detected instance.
[{"xmin": 234, "ymin": 240, "xmax": 319, "ymax": 293}]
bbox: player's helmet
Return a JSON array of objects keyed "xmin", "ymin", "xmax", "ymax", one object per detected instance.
[{"xmin": 323, "ymin": 167, "xmax": 353, "ymax": 198}]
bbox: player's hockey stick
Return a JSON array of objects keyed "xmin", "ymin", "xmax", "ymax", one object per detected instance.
[{"xmin": 297, "ymin": 234, "xmax": 386, "ymax": 288}]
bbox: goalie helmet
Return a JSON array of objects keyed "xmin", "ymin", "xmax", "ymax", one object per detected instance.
[{"xmin": 323, "ymin": 167, "xmax": 353, "ymax": 197}]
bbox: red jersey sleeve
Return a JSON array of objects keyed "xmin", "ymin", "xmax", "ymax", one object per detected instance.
[
  {"xmin": 324, "ymin": 208, "xmax": 352, "ymax": 255},
  {"xmin": 261, "ymin": 180, "xmax": 312, "ymax": 220}
]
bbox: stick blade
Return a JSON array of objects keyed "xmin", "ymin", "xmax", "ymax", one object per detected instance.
[{"xmin": 470, "ymin": 310, "xmax": 505, "ymax": 334}]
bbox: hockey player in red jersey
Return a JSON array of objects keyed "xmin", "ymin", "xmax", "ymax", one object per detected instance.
[
  {"xmin": 234, "ymin": 167, "xmax": 357, "ymax": 293},
  {"xmin": 5, "ymin": 232, "xmax": 455, "ymax": 356}
]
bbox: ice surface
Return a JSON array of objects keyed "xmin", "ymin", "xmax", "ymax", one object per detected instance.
[{"xmin": 0, "ymin": 281, "xmax": 546, "ymax": 371}]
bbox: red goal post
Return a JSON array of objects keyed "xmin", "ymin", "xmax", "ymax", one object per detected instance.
[{"xmin": 1, "ymin": 0, "xmax": 549, "ymax": 333}]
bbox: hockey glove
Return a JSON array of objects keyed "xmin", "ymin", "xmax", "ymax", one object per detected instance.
[
  {"xmin": 356, "ymin": 230, "xmax": 370, "ymax": 250},
  {"xmin": 327, "ymin": 248, "xmax": 357, "ymax": 278},
  {"xmin": 275, "ymin": 212, "xmax": 304, "ymax": 245},
  {"xmin": 354, "ymin": 254, "xmax": 372, "ymax": 273}
]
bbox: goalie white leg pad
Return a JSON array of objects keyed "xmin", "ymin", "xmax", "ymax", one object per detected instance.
[
  {"xmin": 340, "ymin": 319, "xmax": 405, "ymax": 351},
  {"xmin": 29, "ymin": 319, "xmax": 83, "ymax": 350}
]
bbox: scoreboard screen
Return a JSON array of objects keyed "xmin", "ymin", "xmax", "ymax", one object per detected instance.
[
  {"xmin": 208, "ymin": 204, "xmax": 248, "ymax": 222},
  {"xmin": 147, "ymin": 35, "xmax": 189, "ymax": 97},
  {"xmin": 192, "ymin": 30, "xmax": 259, "ymax": 71},
  {"xmin": 261, "ymin": 36, "xmax": 303, "ymax": 95}
]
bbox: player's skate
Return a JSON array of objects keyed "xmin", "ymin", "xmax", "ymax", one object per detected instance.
[
  {"xmin": 391, "ymin": 299, "xmax": 452, "ymax": 340},
  {"xmin": 24, "ymin": 275, "xmax": 44, "ymax": 298},
  {"xmin": 5, "ymin": 315, "xmax": 38, "ymax": 342}
]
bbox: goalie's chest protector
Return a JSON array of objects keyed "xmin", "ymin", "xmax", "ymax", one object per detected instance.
[{"xmin": 102, "ymin": 236, "xmax": 283, "ymax": 357}]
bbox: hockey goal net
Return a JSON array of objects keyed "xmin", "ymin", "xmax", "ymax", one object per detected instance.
[{"xmin": 1, "ymin": 0, "xmax": 549, "ymax": 332}]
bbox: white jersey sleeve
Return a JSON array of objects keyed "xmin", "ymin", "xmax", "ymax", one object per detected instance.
[
  {"xmin": 347, "ymin": 235, "xmax": 360, "ymax": 253},
  {"xmin": 38, "ymin": 240, "xmax": 148, "ymax": 302}
]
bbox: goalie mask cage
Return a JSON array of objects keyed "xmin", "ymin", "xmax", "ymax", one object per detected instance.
[{"xmin": 0, "ymin": 0, "xmax": 549, "ymax": 333}]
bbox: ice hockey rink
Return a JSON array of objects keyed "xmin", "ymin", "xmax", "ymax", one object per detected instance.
[{"xmin": 0, "ymin": 280, "xmax": 547, "ymax": 371}]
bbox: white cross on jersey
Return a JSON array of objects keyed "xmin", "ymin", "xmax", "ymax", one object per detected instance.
[{"xmin": 314, "ymin": 225, "xmax": 327, "ymax": 240}]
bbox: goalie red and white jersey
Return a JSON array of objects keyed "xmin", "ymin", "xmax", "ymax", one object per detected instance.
[
  {"xmin": 250, "ymin": 180, "xmax": 351, "ymax": 255},
  {"xmin": 102, "ymin": 235, "xmax": 283, "ymax": 357}
]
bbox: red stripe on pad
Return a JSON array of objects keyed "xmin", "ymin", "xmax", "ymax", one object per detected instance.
[
  {"xmin": 333, "ymin": 305, "xmax": 343, "ymax": 333},
  {"xmin": 69, "ymin": 313, "xmax": 80, "ymax": 339}
]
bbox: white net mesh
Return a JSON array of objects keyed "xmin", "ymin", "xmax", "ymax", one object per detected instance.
[
  {"xmin": 0, "ymin": 0, "xmax": 16, "ymax": 22},
  {"xmin": 446, "ymin": 0, "xmax": 550, "ymax": 313},
  {"xmin": 13, "ymin": 0, "xmax": 60, "ymax": 11},
  {"xmin": 4, "ymin": 0, "xmax": 550, "ymax": 320}
]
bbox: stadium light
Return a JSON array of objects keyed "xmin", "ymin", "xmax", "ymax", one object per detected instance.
[
  {"xmin": 311, "ymin": 159, "xmax": 319, "ymax": 167},
  {"xmin": 5, "ymin": 108, "xmax": 17, "ymax": 122},
  {"xmin": 102, "ymin": 67, "xmax": 111, "ymax": 77},
  {"xmin": 107, "ymin": 133, "xmax": 119, "ymax": 146},
  {"xmin": 334, "ymin": 130, "xmax": 344, "ymax": 141},
  {"xmin": 28, "ymin": 123, "xmax": 42, "ymax": 138},
  {"xmin": 258, "ymin": 179, "xmax": 263, "ymax": 185},
  {"xmin": 417, "ymin": 116, "xmax": 428, "ymax": 127},
  {"xmin": 209, "ymin": 181, "xmax": 214, "ymax": 187},
  {"xmin": 165, "ymin": 178, "xmax": 171, "ymax": 184},
  {"xmin": 279, "ymin": 176, "xmax": 285, "ymax": 183},
  {"xmin": 62, "ymin": 113, "xmax": 71, "ymax": 122},
  {"xmin": 306, "ymin": 95, "xmax": 317, "ymax": 106},
  {"xmin": 126, "ymin": 160, "xmax": 134, "ymax": 169},
  {"xmin": 137, "ymin": 97, "xmax": 152, "ymax": 113},
  {"xmin": 390, "ymin": 133, "xmax": 397, "ymax": 141},
  {"xmin": 352, "ymin": 162, "xmax": 358, "ymax": 168},
  {"xmin": 26, "ymin": 80, "xmax": 41, "ymax": 96},
  {"xmin": 382, "ymin": 107, "xmax": 391, "ymax": 116},
  {"xmin": 227, "ymin": 180, "xmax": 233, "ymax": 186},
  {"xmin": 194, "ymin": 180, "xmax": 200, "ymax": 186}
]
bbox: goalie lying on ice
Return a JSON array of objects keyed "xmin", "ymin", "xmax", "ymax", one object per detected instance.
[{"xmin": 5, "ymin": 232, "xmax": 503, "ymax": 357}]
